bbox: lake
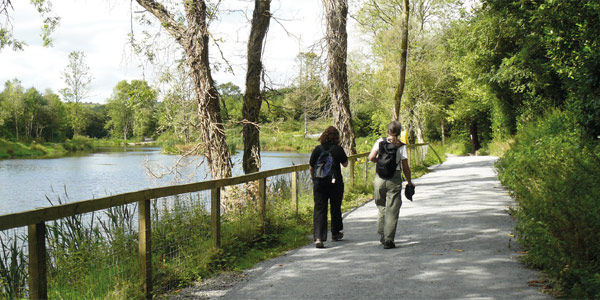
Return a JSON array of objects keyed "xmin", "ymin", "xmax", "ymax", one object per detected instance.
[{"xmin": 0, "ymin": 147, "xmax": 311, "ymax": 216}]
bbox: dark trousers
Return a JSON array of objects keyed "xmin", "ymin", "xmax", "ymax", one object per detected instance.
[{"xmin": 313, "ymin": 182, "xmax": 344, "ymax": 241}]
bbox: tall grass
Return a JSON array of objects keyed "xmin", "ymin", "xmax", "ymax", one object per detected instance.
[
  {"xmin": 497, "ymin": 110, "xmax": 600, "ymax": 298},
  {"xmin": 0, "ymin": 136, "xmax": 97, "ymax": 159},
  {"xmin": 0, "ymin": 138, "xmax": 46, "ymax": 158},
  {"xmin": 0, "ymin": 232, "xmax": 27, "ymax": 299},
  {"xmin": 0, "ymin": 170, "xmax": 318, "ymax": 299}
]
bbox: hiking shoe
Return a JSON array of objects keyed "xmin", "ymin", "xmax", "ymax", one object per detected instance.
[
  {"xmin": 332, "ymin": 232, "xmax": 344, "ymax": 241},
  {"xmin": 383, "ymin": 240, "xmax": 396, "ymax": 249},
  {"xmin": 315, "ymin": 239, "xmax": 324, "ymax": 248}
]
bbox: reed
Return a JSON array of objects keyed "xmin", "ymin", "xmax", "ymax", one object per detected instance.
[{"xmin": 0, "ymin": 232, "xmax": 27, "ymax": 299}]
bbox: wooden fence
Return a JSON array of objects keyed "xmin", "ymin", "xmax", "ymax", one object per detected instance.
[{"xmin": 0, "ymin": 144, "xmax": 440, "ymax": 299}]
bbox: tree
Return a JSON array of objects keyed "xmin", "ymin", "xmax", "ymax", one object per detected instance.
[
  {"xmin": 0, "ymin": 0, "xmax": 60, "ymax": 51},
  {"xmin": 22, "ymin": 87, "xmax": 47, "ymax": 140},
  {"xmin": 42, "ymin": 89, "xmax": 69, "ymax": 142},
  {"xmin": 60, "ymin": 51, "xmax": 93, "ymax": 136},
  {"xmin": 134, "ymin": 0, "xmax": 232, "ymax": 179},
  {"xmin": 106, "ymin": 81, "xmax": 134, "ymax": 141},
  {"xmin": 60, "ymin": 51, "xmax": 92, "ymax": 104},
  {"xmin": 158, "ymin": 64, "xmax": 201, "ymax": 144},
  {"xmin": 242, "ymin": 0, "xmax": 271, "ymax": 174},
  {"xmin": 393, "ymin": 0, "xmax": 409, "ymax": 121},
  {"xmin": 130, "ymin": 80, "xmax": 157, "ymax": 138},
  {"xmin": 106, "ymin": 80, "xmax": 156, "ymax": 141},
  {"xmin": 354, "ymin": 0, "xmax": 462, "ymax": 140},
  {"xmin": 0, "ymin": 79, "xmax": 24, "ymax": 140},
  {"xmin": 292, "ymin": 52, "xmax": 327, "ymax": 135},
  {"xmin": 218, "ymin": 82, "xmax": 242, "ymax": 122},
  {"xmin": 323, "ymin": 0, "xmax": 356, "ymax": 156}
]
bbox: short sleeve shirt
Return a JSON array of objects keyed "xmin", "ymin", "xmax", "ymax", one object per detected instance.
[
  {"xmin": 371, "ymin": 138, "xmax": 408, "ymax": 170},
  {"xmin": 310, "ymin": 143, "xmax": 348, "ymax": 183}
]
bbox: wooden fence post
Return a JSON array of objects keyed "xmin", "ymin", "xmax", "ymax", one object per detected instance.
[
  {"xmin": 259, "ymin": 178, "xmax": 266, "ymax": 233},
  {"xmin": 28, "ymin": 222, "xmax": 47, "ymax": 300},
  {"xmin": 349, "ymin": 159, "xmax": 355, "ymax": 187},
  {"xmin": 408, "ymin": 147, "xmax": 414, "ymax": 170},
  {"xmin": 138, "ymin": 199, "xmax": 152, "ymax": 300},
  {"xmin": 211, "ymin": 188, "xmax": 221, "ymax": 248},
  {"xmin": 291, "ymin": 171, "xmax": 298, "ymax": 214},
  {"xmin": 364, "ymin": 157, "xmax": 369, "ymax": 183}
]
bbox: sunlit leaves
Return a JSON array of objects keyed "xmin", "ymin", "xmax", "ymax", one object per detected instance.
[
  {"xmin": 0, "ymin": 0, "xmax": 60, "ymax": 50},
  {"xmin": 106, "ymin": 80, "xmax": 157, "ymax": 140}
]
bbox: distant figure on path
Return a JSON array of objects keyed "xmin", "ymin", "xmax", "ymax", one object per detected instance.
[
  {"xmin": 309, "ymin": 126, "xmax": 348, "ymax": 248},
  {"xmin": 369, "ymin": 121, "xmax": 414, "ymax": 249}
]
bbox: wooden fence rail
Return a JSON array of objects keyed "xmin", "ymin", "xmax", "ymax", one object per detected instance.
[{"xmin": 0, "ymin": 144, "xmax": 439, "ymax": 299}]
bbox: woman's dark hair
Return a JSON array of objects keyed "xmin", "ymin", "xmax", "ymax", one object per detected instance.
[
  {"xmin": 387, "ymin": 121, "xmax": 402, "ymax": 137},
  {"xmin": 318, "ymin": 126, "xmax": 340, "ymax": 145}
]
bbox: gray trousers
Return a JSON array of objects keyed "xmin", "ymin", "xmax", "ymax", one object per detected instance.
[{"xmin": 374, "ymin": 170, "xmax": 403, "ymax": 242}]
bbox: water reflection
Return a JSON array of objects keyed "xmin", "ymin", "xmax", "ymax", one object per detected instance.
[{"xmin": 0, "ymin": 148, "xmax": 310, "ymax": 215}]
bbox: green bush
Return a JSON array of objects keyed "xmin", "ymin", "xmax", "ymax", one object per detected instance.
[
  {"xmin": 497, "ymin": 110, "xmax": 600, "ymax": 298},
  {"xmin": 0, "ymin": 138, "xmax": 46, "ymax": 158},
  {"xmin": 479, "ymin": 138, "xmax": 513, "ymax": 157},
  {"xmin": 63, "ymin": 135, "xmax": 95, "ymax": 152},
  {"xmin": 423, "ymin": 141, "xmax": 446, "ymax": 166}
]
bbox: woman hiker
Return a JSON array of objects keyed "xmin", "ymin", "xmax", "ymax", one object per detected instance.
[
  {"xmin": 309, "ymin": 126, "xmax": 348, "ymax": 248},
  {"xmin": 369, "ymin": 121, "xmax": 414, "ymax": 249}
]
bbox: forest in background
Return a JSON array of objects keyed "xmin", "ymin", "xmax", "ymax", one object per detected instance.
[
  {"xmin": 2, "ymin": 0, "xmax": 599, "ymax": 150},
  {"xmin": 1, "ymin": 0, "xmax": 599, "ymax": 298},
  {"xmin": 3, "ymin": 0, "xmax": 597, "ymax": 156}
]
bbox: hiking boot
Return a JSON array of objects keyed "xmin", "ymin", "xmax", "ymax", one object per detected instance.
[
  {"xmin": 383, "ymin": 240, "xmax": 396, "ymax": 249},
  {"xmin": 332, "ymin": 232, "xmax": 344, "ymax": 241},
  {"xmin": 315, "ymin": 239, "xmax": 324, "ymax": 248}
]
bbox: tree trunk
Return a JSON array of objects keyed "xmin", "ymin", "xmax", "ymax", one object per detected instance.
[
  {"xmin": 469, "ymin": 121, "xmax": 481, "ymax": 154},
  {"xmin": 242, "ymin": 0, "xmax": 271, "ymax": 174},
  {"xmin": 182, "ymin": 3, "xmax": 231, "ymax": 179},
  {"xmin": 304, "ymin": 109, "xmax": 308, "ymax": 137},
  {"xmin": 393, "ymin": 0, "xmax": 409, "ymax": 121},
  {"xmin": 415, "ymin": 123, "xmax": 424, "ymax": 144},
  {"xmin": 441, "ymin": 118, "xmax": 446, "ymax": 145},
  {"xmin": 323, "ymin": 0, "xmax": 356, "ymax": 155},
  {"xmin": 135, "ymin": 0, "xmax": 232, "ymax": 179},
  {"xmin": 14, "ymin": 112, "xmax": 19, "ymax": 141}
]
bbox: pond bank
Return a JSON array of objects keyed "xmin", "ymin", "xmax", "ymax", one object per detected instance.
[{"xmin": 0, "ymin": 137, "xmax": 159, "ymax": 159}]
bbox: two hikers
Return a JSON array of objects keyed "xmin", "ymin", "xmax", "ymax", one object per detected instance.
[{"xmin": 310, "ymin": 121, "xmax": 414, "ymax": 249}]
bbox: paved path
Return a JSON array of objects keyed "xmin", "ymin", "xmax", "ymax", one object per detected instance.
[{"xmin": 202, "ymin": 156, "xmax": 550, "ymax": 299}]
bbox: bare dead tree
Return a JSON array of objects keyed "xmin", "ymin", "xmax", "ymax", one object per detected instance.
[
  {"xmin": 134, "ymin": 0, "xmax": 232, "ymax": 179},
  {"xmin": 242, "ymin": 0, "xmax": 271, "ymax": 174},
  {"xmin": 393, "ymin": 0, "xmax": 409, "ymax": 121},
  {"xmin": 323, "ymin": 0, "xmax": 356, "ymax": 155}
]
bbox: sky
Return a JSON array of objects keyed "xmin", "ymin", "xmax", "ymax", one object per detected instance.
[{"xmin": 0, "ymin": 0, "xmax": 364, "ymax": 104}]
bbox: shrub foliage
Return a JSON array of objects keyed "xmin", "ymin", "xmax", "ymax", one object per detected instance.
[{"xmin": 497, "ymin": 110, "xmax": 600, "ymax": 298}]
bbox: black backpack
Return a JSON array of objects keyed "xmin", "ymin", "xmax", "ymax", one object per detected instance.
[
  {"xmin": 314, "ymin": 145, "xmax": 334, "ymax": 180},
  {"xmin": 376, "ymin": 138, "xmax": 403, "ymax": 179}
]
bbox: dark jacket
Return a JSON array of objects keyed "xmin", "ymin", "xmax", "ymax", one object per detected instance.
[{"xmin": 309, "ymin": 143, "xmax": 348, "ymax": 187}]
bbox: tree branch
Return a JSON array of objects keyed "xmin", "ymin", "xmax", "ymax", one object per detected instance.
[{"xmin": 134, "ymin": 0, "xmax": 186, "ymax": 42}]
